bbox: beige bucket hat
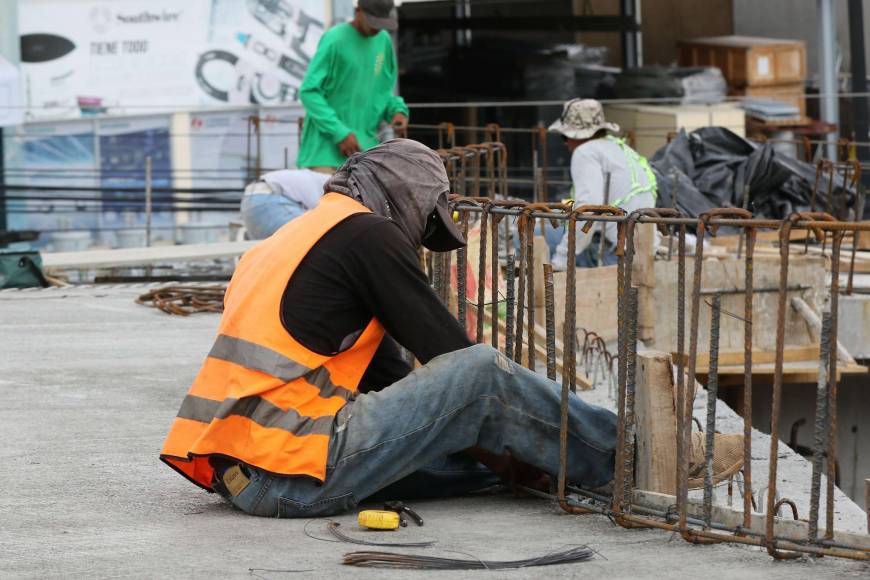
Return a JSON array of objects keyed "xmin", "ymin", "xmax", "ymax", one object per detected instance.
[{"xmin": 549, "ymin": 98, "xmax": 620, "ymax": 140}]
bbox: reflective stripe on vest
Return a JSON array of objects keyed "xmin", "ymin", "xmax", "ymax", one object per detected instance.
[
  {"xmin": 160, "ymin": 193, "xmax": 385, "ymax": 490},
  {"xmin": 605, "ymin": 136, "xmax": 658, "ymax": 208}
]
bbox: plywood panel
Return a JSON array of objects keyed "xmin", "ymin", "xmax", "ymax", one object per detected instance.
[{"xmin": 651, "ymin": 254, "xmax": 827, "ymax": 353}]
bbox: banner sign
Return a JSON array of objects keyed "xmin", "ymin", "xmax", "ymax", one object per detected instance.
[{"xmin": 18, "ymin": 0, "xmax": 327, "ymax": 120}]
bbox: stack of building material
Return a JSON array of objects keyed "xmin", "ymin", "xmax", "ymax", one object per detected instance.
[{"xmin": 678, "ymin": 36, "xmax": 807, "ymax": 123}]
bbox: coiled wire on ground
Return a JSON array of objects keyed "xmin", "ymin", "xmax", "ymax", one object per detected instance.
[{"xmin": 136, "ymin": 285, "xmax": 226, "ymax": 316}]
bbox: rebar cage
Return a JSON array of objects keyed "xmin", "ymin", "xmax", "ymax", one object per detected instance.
[{"xmin": 431, "ymin": 142, "xmax": 870, "ymax": 562}]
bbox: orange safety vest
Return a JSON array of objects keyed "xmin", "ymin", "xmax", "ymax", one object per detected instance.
[{"xmin": 160, "ymin": 192, "xmax": 385, "ymax": 491}]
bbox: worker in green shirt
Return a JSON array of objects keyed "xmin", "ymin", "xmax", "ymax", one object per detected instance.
[{"xmin": 297, "ymin": 0, "xmax": 409, "ymax": 173}]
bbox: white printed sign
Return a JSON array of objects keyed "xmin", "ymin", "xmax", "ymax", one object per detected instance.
[{"xmin": 18, "ymin": 0, "xmax": 327, "ymax": 119}]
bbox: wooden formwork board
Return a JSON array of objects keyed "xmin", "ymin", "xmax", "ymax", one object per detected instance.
[
  {"xmin": 552, "ymin": 265, "xmax": 619, "ymax": 343},
  {"xmin": 651, "ymin": 253, "xmax": 826, "ymax": 354}
]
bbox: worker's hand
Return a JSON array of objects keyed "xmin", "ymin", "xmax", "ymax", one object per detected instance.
[
  {"xmin": 338, "ymin": 133, "xmax": 361, "ymax": 157},
  {"xmin": 391, "ymin": 112, "xmax": 408, "ymax": 132}
]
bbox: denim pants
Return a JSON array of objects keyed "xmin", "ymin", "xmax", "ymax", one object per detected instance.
[
  {"xmin": 577, "ymin": 234, "xmax": 619, "ymax": 268},
  {"xmin": 240, "ymin": 193, "xmax": 306, "ymax": 240},
  {"xmin": 214, "ymin": 344, "xmax": 617, "ymax": 518}
]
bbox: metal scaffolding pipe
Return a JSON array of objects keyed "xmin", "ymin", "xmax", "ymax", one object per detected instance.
[{"xmin": 818, "ymin": 0, "xmax": 840, "ymax": 159}]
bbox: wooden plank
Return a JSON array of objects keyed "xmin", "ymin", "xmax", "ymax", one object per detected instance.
[
  {"xmin": 42, "ymin": 241, "xmax": 258, "ymax": 271},
  {"xmin": 674, "ymin": 345, "xmax": 820, "ymax": 368},
  {"xmin": 633, "ymin": 223, "xmax": 656, "ymax": 342},
  {"xmin": 754, "ymin": 244, "xmax": 870, "ymax": 273},
  {"xmin": 635, "ymin": 352, "xmax": 677, "ymax": 495},
  {"xmin": 700, "ymin": 361, "xmax": 868, "ymax": 387},
  {"xmin": 634, "ymin": 489, "xmax": 870, "ymax": 550},
  {"xmin": 708, "ymin": 229, "xmax": 809, "ymax": 249}
]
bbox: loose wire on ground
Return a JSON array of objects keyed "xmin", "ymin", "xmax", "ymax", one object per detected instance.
[
  {"xmin": 341, "ymin": 544, "xmax": 597, "ymax": 569},
  {"xmin": 303, "ymin": 520, "xmax": 437, "ymax": 548}
]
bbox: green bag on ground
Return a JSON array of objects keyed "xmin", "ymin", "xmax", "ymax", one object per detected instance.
[{"xmin": 0, "ymin": 251, "xmax": 49, "ymax": 289}]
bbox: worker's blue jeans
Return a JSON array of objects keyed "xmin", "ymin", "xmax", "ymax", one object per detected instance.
[
  {"xmin": 216, "ymin": 344, "xmax": 617, "ymax": 518},
  {"xmin": 240, "ymin": 193, "xmax": 306, "ymax": 240}
]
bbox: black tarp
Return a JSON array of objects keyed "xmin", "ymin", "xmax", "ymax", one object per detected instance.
[{"xmin": 650, "ymin": 127, "xmax": 855, "ymax": 224}]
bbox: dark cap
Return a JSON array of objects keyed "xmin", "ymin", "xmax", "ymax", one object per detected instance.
[
  {"xmin": 358, "ymin": 0, "xmax": 398, "ymax": 31},
  {"xmin": 422, "ymin": 193, "xmax": 466, "ymax": 252}
]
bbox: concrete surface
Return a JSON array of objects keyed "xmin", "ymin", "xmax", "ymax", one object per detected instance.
[{"xmin": 2, "ymin": 284, "xmax": 869, "ymax": 579}]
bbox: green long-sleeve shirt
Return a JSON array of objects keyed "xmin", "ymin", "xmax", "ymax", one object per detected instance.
[{"xmin": 297, "ymin": 23, "xmax": 409, "ymax": 169}]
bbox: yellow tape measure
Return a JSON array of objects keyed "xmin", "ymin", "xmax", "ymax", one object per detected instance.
[{"xmin": 358, "ymin": 509, "xmax": 401, "ymax": 530}]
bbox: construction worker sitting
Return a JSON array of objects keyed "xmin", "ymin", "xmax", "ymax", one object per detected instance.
[
  {"xmin": 159, "ymin": 139, "xmax": 619, "ymax": 517},
  {"xmin": 549, "ymin": 98, "xmax": 658, "ymax": 269}
]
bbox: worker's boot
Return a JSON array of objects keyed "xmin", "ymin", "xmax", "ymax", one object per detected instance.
[{"xmin": 686, "ymin": 431, "xmax": 745, "ymax": 489}]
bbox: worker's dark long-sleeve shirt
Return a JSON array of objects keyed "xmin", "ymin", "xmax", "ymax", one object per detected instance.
[{"xmin": 281, "ymin": 213, "xmax": 472, "ymax": 391}]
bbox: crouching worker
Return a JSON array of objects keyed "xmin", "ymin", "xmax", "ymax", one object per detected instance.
[
  {"xmin": 240, "ymin": 169, "xmax": 330, "ymax": 240},
  {"xmin": 550, "ymin": 99, "xmax": 657, "ymax": 269},
  {"xmin": 160, "ymin": 139, "xmax": 617, "ymax": 518}
]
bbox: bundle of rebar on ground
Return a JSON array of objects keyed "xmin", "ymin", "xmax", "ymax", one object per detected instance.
[
  {"xmin": 136, "ymin": 285, "xmax": 226, "ymax": 316},
  {"xmin": 341, "ymin": 545, "xmax": 596, "ymax": 569}
]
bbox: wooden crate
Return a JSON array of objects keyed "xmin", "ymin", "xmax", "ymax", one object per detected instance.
[
  {"xmin": 678, "ymin": 35, "xmax": 806, "ymax": 87},
  {"xmin": 605, "ymin": 103, "xmax": 745, "ymax": 158},
  {"xmin": 731, "ymin": 81, "xmax": 807, "ymax": 120}
]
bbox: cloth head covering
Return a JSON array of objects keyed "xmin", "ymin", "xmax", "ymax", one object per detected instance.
[
  {"xmin": 549, "ymin": 98, "xmax": 620, "ymax": 140},
  {"xmin": 323, "ymin": 138, "xmax": 466, "ymax": 251}
]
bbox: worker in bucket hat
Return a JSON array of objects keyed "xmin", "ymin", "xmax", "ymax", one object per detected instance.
[{"xmin": 549, "ymin": 98, "xmax": 658, "ymax": 269}]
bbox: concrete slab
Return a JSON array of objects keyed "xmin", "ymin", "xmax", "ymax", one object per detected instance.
[{"xmin": 2, "ymin": 285, "xmax": 869, "ymax": 579}]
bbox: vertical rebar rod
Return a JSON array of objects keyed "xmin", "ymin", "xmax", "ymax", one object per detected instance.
[
  {"xmin": 622, "ymin": 286, "xmax": 640, "ymax": 513},
  {"xmin": 680, "ymin": 217, "xmax": 708, "ymax": 535},
  {"xmin": 765, "ymin": 216, "xmax": 799, "ymax": 560},
  {"xmin": 742, "ymin": 228, "xmax": 756, "ymax": 530},
  {"xmin": 514, "ymin": 215, "xmax": 528, "ymax": 363},
  {"xmin": 566, "ymin": 215, "xmax": 579, "ymax": 392},
  {"xmin": 599, "ymin": 173, "xmax": 611, "ymax": 266},
  {"xmin": 491, "ymin": 215, "xmax": 501, "ymax": 348},
  {"xmin": 432, "ymin": 249, "xmax": 445, "ymax": 304},
  {"xmin": 703, "ymin": 293, "xmax": 722, "ymax": 528},
  {"xmin": 544, "ymin": 263, "xmax": 557, "ymax": 381},
  {"xmin": 441, "ymin": 252, "xmax": 453, "ymax": 306},
  {"xmin": 476, "ymin": 208, "xmax": 489, "ymax": 343},
  {"xmin": 457, "ymin": 213, "xmax": 470, "ymax": 334},
  {"xmin": 809, "ymin": 311, "xmax": 833, "ymax": 542},
  {"xmin": 505, "ymin": 254, "xmax": 516, "ymax": 359},
  {"xmin": 613, "ymin": 224, "xmax": 628, "ymax": 515},
  {"xmin": 737, "ymin": 184, "xmax": 750, "ymax": 259},
  {"xmin": 144, "ymin": 155, "xmax": 153, "ymax": 248},
  {"xmin": 675, "ymin": 225, "xmax": 688, "ymax": 511},
  {"xmin": 826, "ymin": 231, "xmax": 844, "ymax": 540},
  {"xmin": 667, "ymin": 171, "xmax": 679, "ymax": 261},
  {"xmin": 526, "ymin": 216, "xmax": 536, "ymax": 371}
]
